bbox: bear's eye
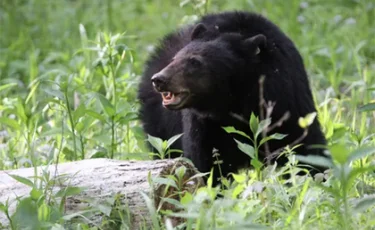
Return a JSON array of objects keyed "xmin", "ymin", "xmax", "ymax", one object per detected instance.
[{"xmin": 188, "ymin": 57, "xmax": 202, "ymax": 67}]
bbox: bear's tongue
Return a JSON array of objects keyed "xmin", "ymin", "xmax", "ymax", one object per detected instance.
[{"xmin": 161, "ymin": 92, "xmax": 181, "ymax": 105}]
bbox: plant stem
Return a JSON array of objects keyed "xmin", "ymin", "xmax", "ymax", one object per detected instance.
[
  {"xmin": 111, "ymin": 116, "xmax": 115, "ymax": 159},
  {"xmin": 341, "ymin": 167, "xmax": 350, "ymax": 230},
  {"xmin": 110, "ymin": 62, "xmax": 117, "ymax": 106},
  {"xmin": 127, "ymin": 123, "xmax": 130, "ymax": 154},
  {"xmin": 65, "ymin": 91, "xmax": 77, "ymax": 160},
  {"xmin": 80, "ymin": 135, "xmax": 85, "ymax": 159}
]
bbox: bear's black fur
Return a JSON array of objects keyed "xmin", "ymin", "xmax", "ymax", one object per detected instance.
[{"xmin": 137, "ymin": 11, "xmax": 328, "ymax": 184}]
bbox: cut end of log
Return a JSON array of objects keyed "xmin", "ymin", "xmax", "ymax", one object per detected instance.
[{"xmin": 0, "ymin": 158, "xmax": 205, "ymax": 229}]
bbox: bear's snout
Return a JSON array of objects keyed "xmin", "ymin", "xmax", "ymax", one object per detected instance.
[{"xmin": 151, "ymin": 73, "xmax": 168, "ymax": 91}]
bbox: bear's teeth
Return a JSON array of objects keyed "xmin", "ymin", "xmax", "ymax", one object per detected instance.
[
  {"xmin": 161, "ymin": 92, "xmax": 183, "ymax": 106},
  {"xmin": 162, "ymin": 92, "xmax": 174, "ymax": 101}
]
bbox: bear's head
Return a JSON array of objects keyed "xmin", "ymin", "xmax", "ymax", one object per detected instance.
[{"xmin": 151, "ymin": 23, "xmax": 267, "ymax": 113}]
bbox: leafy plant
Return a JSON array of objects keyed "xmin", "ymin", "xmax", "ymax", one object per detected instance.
[
  {"xmin": 223, "ymin": 112, "xmax": 289, "ymax": 181},
  {"xmin": 147, "ymin": 134, "xmax": 184, "ymax": 159}
]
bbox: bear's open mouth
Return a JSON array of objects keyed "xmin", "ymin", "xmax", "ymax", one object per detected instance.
[{"xmin": 161, "ymin": 91, "xmax": 189, "ymax": 109}]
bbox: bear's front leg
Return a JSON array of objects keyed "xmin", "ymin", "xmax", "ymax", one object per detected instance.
[{"xmin": 181, "ymin": 111, "xmax": 215, "ymax": 175}]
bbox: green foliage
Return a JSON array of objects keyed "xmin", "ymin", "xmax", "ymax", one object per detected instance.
[
  {"xmin": 0, "ymin": 167, "xmax": 88, "ymax": 230},
  {"xmin": 296, "ymin": 144, "xmax": 375, "ymax": 230},
  {"xmin": 147, "ymin": 134, "xmax": 184, "ymax": 159},
  {"xmin": 224, "ymin": 113, "xmax": 290, "ymax": 180},
  {"xmin": 0, "ymin": 0, "xmax": 374, "ymax": 229}
]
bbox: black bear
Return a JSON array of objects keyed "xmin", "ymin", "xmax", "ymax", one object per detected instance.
[{"xmin": 137, "ymin": 11, "xmax": 328, "ymax": 184}]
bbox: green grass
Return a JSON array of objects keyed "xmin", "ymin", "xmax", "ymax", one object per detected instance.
[{"xmin": 0, "ymin": 0, "xmax": 374, "ymax": 229}]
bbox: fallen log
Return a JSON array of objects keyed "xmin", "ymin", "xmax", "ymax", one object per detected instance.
[{"xmin": 0, "ymin": 158, "xmax": 204, "ymax": 229}]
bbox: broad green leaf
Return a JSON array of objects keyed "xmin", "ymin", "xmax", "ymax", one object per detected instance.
[
  {"xmin": 162, "ymin": 140, "xmax": 167, "ymax": 151},
  {"xmin": 0, "ymin": 82, "xmax": 17, "ymax": 92},
  {"xmin": 97, "ymin": 203, "xmax": 112, "ymax": 217},
  {"xmin": 75, "ymin": 121, "xmax": 84, "ymax": 132},
  {"xmin": 55, "ymin": 186, "xmax": 83, "ymax": 197},
  {"xmin": 160, "ymin": 197, "xmax": 183, "ymax": 209},
  {"xmin": 15, "ymin": 100, "xmax": 28, "ymax": 123},
  {"xmin": 232, "ymin": 173, "xmax": 246, "ymax": 183},
  {"xmin": 147, "ymin": 134, "xmax": 164, "ymax": 155},
  {"xmin": 347, "ymin": 146, "xmax": 375, "ymax": 163},
  {"xmin": 8, "ymin": 174, "xmax": 34, "ymax": 187},
  {"xmin": 358, "ymin": 102, "xmax": 375, "ymax": 112},
  {"xmin": 259, "ymin": 133, "xmax": 288, "ymax": 146},
  {"xmin": 294, "ymin": 155, "xmax": 333, "ymax": 168},
  {"xmin": 30, "ymin": 188, "xmax": 43, "ymax": 201},
  {"xmin": 232, "ymin": 184, "xmax": 246, "ymax": 198},
  {"xmin": 251, "ymin": 158, "xmax": 263, "ymax": 170},
  {"xmin": 90, "ymin": 151, "xmax": 107, "ymax": 159},
  {"xmin": 234, "ymin": 139, "xmax": 255, "ymax": 158},
  {"xmin": 329, "ymin": 143, "xmax": 350, "ymax": 164},
  {"xmin": 315, "ymin": 183, "xmax": 341, "ymax": 198},
  {"xmin": 152, "ymin": 177, "xmax": 178, "ymax": 189},
  {"xmin": 298, "ymin": 112, "xmax": 317, "ymax": 129},
  {"xmin": 95, "ymin": 93, "xmax": 116, "ymax": 116},
  {"xmin": 11, "ymin": 197, "xmax": 40, "ymax": 230},
  {"xmin": 118, "ymin": 112, "xmax": 139, "ymax": 124},
  {"xmin": 256, "ymin": 118, "xmax": 271, "ymax": 138},
  {"xmin": 249, "ymin": 113, "xmax": 259, "ymax": 134},
  {"xmin": 166, "ymin": 133, "xmax": 183, "ymax": 149},
  {"xmin": 73, "ymin": 103, "xmax": 86, "ymax": 121},
  {"xmin": 353, "ymin": 195, "xmax": 375, "ymax": 213},
  {"xmin": 44, "ymin": 88, "xmax": 64, "ymax": 100},
  {"xmin": 180, "ymin": 192, "xmax": 193, "ymax": 205},
  {"xmin": 187, "ymin": 171, "xmax": 211, "ymax": 181},
  {"xmin": 0, "ymin": 117, "xmax": 21, "ymax": 130},
  {"xmin": 175, "ymin": 166, "xmax": 187, "ymax": 180},
  {"xmin": 269, "ymin": 133, "xmax": 288, "ymax": 140},
  {"xmin": 223, "ymin": 126, "xmax": 251, "ymax": 139},
  {"xmin": 0, "ymin": 202, "xmax": 7, "ymax": 213},
  {"xmin": 331, "ymin": 125, "xmax": 347, "ymax": 141},
  {"xmin": 85, "ymin": 109, "xmax": 106, "ymax": 122}
]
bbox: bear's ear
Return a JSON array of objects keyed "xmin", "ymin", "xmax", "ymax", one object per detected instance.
[
  {"xmin": 243, "ymin": 34, "xmax": 267, "ymax": 55},
  {"xmin": 191, "ymin": 23, "xmax": 207, "ymax": 40}
]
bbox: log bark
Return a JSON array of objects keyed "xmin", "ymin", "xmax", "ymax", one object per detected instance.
[{"xmin": 0, "ymin": 158, "xmax": 204, "ymax": 229}]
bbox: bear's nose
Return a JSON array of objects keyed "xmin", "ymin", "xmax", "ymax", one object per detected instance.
[{"xmin": 151, "ymin": 73, "xmax": 167, "ymax": 89}]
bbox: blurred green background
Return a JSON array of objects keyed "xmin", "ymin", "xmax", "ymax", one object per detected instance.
[{"xmin": 0, "ymin": 0, "xmax": 374, "ymax": 168}]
